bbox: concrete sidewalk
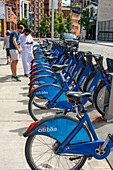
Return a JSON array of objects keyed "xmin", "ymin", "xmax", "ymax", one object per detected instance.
[
  {"xmin": 0, "ymin": 49, "xmax": 112, "ymax": 169},
  {"xmin": 80, "ymin": 40, "xmax": 113, "ymax": 47}
]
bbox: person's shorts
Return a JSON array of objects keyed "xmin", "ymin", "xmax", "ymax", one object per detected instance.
[
  {"xmin": 10, "ymin": 49, "xmax": 19, "ymax": 61},
  {"xmin": 6, "ymin": 48, "xmax": 11, "ymax": 58}
]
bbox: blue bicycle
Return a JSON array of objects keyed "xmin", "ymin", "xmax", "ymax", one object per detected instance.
[{"xmin": 24, "ymin": 91, "xmax": 113, "ymax": 170}]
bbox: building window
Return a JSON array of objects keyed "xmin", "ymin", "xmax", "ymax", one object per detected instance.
[
  {"xmin": 6, "ymin": 22, "xmax": 10, "ymax": 30},
  {"xmin": 31, "ymin": 7, "xmax": 34, "ymax": 12},
  {"xmin": 36, "ymin": 21, "xmax": 38, "ymax": 25},
  {"xmin": 10, "ymin": 2, "xmax": 12, "ymax": 7},
  {"xmin": 17, "ymin": 4, "xmax": 19, "ymax": 9},
  {"xmin": 24, "ymin": 4, "xmax": 27, "ymax": 18},
  {"xmin": 31, "ymin": 1, "xmax": 34, "ymax": 5},
  {"xmin": 41, "ymin": 9, "xmax": 42, "ymax": 13},
  {"xmin": 36, "ymin": 15, "xmax": 38, "ymax": 19},
  {"xmin": 36, "ymin": 27, "xmax": 38, "ymax": 31},
  {"xmin": 75, "ymin": 26, "xmax": 78, "ymax": 30},
  {"xmin": 36, "ymin": 8, "xmax": 38, "ymax": 13},
  {"xmin": 41, "ymin": 3, "xmax": 42, "ymax": 7},
  {"xmin": 36, "ymin": 2, "xmax": 38, "ymax": 6}
]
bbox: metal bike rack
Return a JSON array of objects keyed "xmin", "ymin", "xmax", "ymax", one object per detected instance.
[{"xmin": 104, "ymin": 75, "xmax": 113, "ymax": 122}]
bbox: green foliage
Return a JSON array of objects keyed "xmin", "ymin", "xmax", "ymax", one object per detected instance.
[
  {"xmin": 54, "ymin": 11, "xmax": 59, "ymax": 32},
  {"xmin": 57, "ymin": 12, "xmax": 65, "ymax": 33},
  {"xmin": 30, "ymin": 21, "xmax": 33, "ymax": 28},
  {"xmin": 17, "ymin": 18, "xmax": 28, "ymax": 28},
  {"xmin": 38, "ymin": 14, "xmax": 50, "ymax": 37},
  {"xmin": 66, "ymin": 14, "xmax": 73, "ymax": 31},
  {"xmin": 78, "ymin": 8, "xmax": 91, "ymax": 31}
]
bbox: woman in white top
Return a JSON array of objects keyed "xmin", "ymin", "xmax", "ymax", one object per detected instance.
[
  {"xmin": 19, "ymin": 28, "xmax": 34, "ymax": 77},
  {"xmin": 3, "ymin": 30, "xmax": 12, "ymax": 64}
]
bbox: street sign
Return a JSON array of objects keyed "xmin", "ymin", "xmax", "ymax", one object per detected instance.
[
  {"xmin": 49, "ymin": 0, "xmax": 58, "ymax": 9},
  {"xmin": 0, "ymin": 0, "xmax": 5, "ymax": 19}
]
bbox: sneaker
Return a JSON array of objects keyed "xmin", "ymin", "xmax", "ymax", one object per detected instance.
[
  {"xmin": 24, "ymin": 74, "xmax": 29, "ymax": 77},
  {"xmin": 11, "ymin": 76, "xmax": 21, "ymax": 82}
]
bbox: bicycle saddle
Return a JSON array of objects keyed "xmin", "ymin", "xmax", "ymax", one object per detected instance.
[
  {"xmin": 93, "ymin": 54, "xmax": 103, "ymax": 61},
  {"xmin": 66, "ymin": 91, "xmax": 92, "ymax": 102},
  {"xmin": 46, "ymin": 56, "xmax": 58, "ymax": 62},
  {"xmin": 44, "ymin": 52, "xmax": 54, "ymax": 56},
  {"xmin": 51, "ymin": 64, "xmax": 68, "ymax": 72}
]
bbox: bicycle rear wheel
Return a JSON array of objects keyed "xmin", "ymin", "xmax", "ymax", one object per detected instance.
[{"xmin": 25, "ymin": 134, "xmax": 87, "ymax": 170}]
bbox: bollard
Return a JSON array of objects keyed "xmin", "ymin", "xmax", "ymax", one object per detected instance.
[{"xmin": 104, "ymin": 76, "xmax": 113, "ymax": 122}]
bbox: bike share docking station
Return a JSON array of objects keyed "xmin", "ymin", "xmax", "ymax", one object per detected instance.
[{"xmin": 104, "ymin": 58, "xmax": 113, "ymax": 122}]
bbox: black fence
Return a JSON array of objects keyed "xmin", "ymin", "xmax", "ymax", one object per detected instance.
[{"xmin": 98, "ymin": 20, "xmax": 113, "ymax": 41}]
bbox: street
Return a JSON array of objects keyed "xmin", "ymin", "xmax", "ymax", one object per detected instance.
[
  {"xmin": 0, "ymin": 41, "xmax": 112, "ymax": 169},
  {"xmin": 79, "ymin": 42, "xmax": 113, "ymax": 69}
]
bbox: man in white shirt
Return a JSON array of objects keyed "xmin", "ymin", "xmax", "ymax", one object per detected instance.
[{"xmin": 19, "ymin": 28, "xmax": 34, "ymax": 77}]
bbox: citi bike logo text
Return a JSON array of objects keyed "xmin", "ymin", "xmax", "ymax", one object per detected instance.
[
  {"xmin": 79, "ymin": 76, "xmax": 85, "ymax": 85},
  {"xmin": 38, "ymin": 126, "xmax": 57, "ymax": 133},
  {"xmin": 72, "ymin": 71, "xmax": 78, "ymax": 79},
  {"xmin": 90, "ymin": 85, "xmax": 95, "ymax": 93},
  {"xmin": 36, "ymin": 91, "xmax": 48, "ymax": 95}
]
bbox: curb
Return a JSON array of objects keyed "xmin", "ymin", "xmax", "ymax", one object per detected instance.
[{"xmin": 80, "ymin": 41, "xmax": 113, "ymax": 47}]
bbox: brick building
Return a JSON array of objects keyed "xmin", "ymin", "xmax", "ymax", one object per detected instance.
[
  {"xmin": 44, "ymin": 0, "xmax": 62, "ymax": 17},
  {"xmin": 61, "ymin": 7, "xmax": 80, "ymax": 36},
  {"xmin": 30, "ymin": 0, "xmax": 45, "ymax": 37},
  {"xmin": 0, "ymin": 5, "xmax": 18, "ymax": 37},
  {"xmin": 0, "ymin": 0, "xmax": 30, "ymax": 37}
]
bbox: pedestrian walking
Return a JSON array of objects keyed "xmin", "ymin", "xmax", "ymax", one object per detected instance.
[
  {"xmin": 19, "ymin": 28, "xmax": 34, "ymax": 77},
  {"xmin": 9, "ymin": 25, "xmax": 24, "ymax": 81},
  {"xmin": 3, "ymin": 30, "xmax": 11, "ymax": 64}
]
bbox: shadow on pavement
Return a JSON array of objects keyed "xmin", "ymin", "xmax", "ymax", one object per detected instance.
[
  {"xmin": 19, "ymin": 92, "xmax": 28, "ymax": 97},
  {"xmin": 0, "ymin": 75, "xmax": 11, "ymax": 82},
  {"xmin": 17, "ymin": 99, "xmax": 28, "ymax": 105},
  {"xmin": 15, "ymin": 109, "xmax": 29, "ymax": 115},
  {"xmin": 9, "ymin": 127, "xmax": 28, "ymax": 136},
  {"xmin": 21, "ymin": 87, "xmax": 29, "ymax": 90},
  {"xmin": 0, "ymin": 63, "xmax": 7, "ymax": 66}
]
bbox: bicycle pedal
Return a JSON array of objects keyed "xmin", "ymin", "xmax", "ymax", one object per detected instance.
[
  {"xmin": 88, "ymin": 157, "xmax": 92, "ymax": 160},
  {"xmin": 56, "ymin": 111, "xmax": 63, "ymax": 114},
  {"xmin": 108, "ymin": 134, "xmax": 113, "ymax": 142}
]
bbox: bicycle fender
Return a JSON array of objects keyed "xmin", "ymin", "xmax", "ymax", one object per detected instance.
[
  {"xmin": 30, "ymin": 68, "xmax": 51, "ymax": 77},
  {"xmin": 32, "ymin": 57, "xmax": 46, "ymax": 63},
  {"xmin": 30, "ymin": 65, "xmax": 51, "ymax": 73},
  {"xmin": 28, "ymin": 84, "xmax": 62, "ymax": 100},
  {"xmin": 29, "ymin": 75, "xmax": 57, "ymax": 86},
  {"xmin": 31, "ymin": 63, "xmax": 50, "ymax": 70},
  {"xmin": 23, "ymin": 114, "xmax": 91, "ymax": 144},
  {"xmin": 29, "ymin": 71, "xmax": 54, "ymax": 82}
]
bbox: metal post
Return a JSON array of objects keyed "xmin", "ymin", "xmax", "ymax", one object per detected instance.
[
  {"xmin": 95, "ymin": 0, "xmax": 99, "ymax": 43},
  {"xmin": 51, "ymin": 0, "xmax": 54, "ymax": 41}
]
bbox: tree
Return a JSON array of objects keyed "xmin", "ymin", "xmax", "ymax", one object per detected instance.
[
  {"xmin": 17, "ymin": 18, "xmax": 28, "ymax": 28},
  {"xmin": 66, "ymin": 14, "xmax": 73, "ymax": 32},
  {"xmin": 38, "ymin": 14, "xmax": 50, "ymax": 37},
  {"xmin": 57, "ymin": 12, "xmax": 65, "ymax": 33},
  {"xmin": 54, "ymin": 11, "xmax": 59, "ymax": 32},
  {"xmin": 78, "ymin": 8, "xmax": 91, "ymax": 31}
]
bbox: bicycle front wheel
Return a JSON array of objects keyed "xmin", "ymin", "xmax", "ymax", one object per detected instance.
[
  {"xmin": 28, "ymin": 95, "xmax": 65, "ymax": 121},
  {"xmin": 94, "ymin": 81, "xmax": 110, "ymax": 116},
  {"xmin": 25, "ymin": 134, "xmax": 87, "ymax": 170}
]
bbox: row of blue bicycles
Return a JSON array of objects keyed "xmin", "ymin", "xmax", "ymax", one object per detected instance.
[{"xmin": 23, "ymin": 39, "xmax": 113, "ymax": 170}]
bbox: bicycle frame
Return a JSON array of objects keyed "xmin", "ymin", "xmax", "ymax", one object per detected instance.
[{"xmin": 24, "ymin": 112, "xmax": 113, "ymax": 160}]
